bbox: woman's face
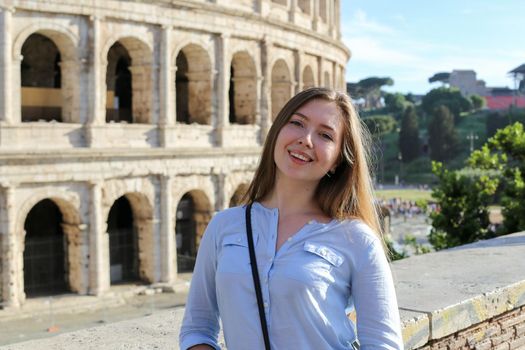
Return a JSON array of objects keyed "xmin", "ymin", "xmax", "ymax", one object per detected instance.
[{"xmin": 273, "ymin": 99, "xmax": 344, "ymax": 184}]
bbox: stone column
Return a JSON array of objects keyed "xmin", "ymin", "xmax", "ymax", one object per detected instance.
[
  {"xmin": 312, "ymin": 0, "xmax": 320, "ymax": 31},
  {"xmin": 160, "ymin": 175, "xmax": 175, "ymax": 283},
  {"xmin": 159, "ymin": 26, "xmax": 174, "ymax": 147},
  {"xmin": 289, "ymin": 0, "xmax": 297, "ymax": 23},
  {"xmin": 88, "ymin": 181, "xmax": 109, "ymax": 295},
  {"xmin": 215, "ymin": 33, "xmax": 230, "ymax": 146},
  {"xmin": 294, "ymin": 49, "xmax": 303, "ymax": 93},
  {"xmin": 335, "ymin": 0, "xmax": 341, "ymax": 40},
  {"xmin": 318, "ymin": 56, "xmax": 324, "ymax": 87},
  {"xmin": 130, "ymin": 64, "xmax": 152, "ymax": 124},
  {"xmin": 0, "ymin": 7, "xmax": 13, "ymax": 124},
  {"xmin": 62, "ymin": 222, "xmax": 89, "ymax": 294},
  {"xmin": 86, "ymin": 17, "xmax": 105, "ymax": 146},
  {"xmin": 260, "ymin": 38, "xmax": 271, "ymax": 139},
  {"xmin": 0, "ymin": 186, "xmax": 21, "ymax": 307},
  {"xmin": 60, "ymin": 60, "xmax": 81, "ymax": 123}
]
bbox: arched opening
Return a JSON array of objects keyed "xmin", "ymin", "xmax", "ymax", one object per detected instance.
[
  {"xmin": 107, "ymin": 196, "xmax": 139, "ymax": 284},
  {"xmin": 229, "ymin": 184, "xmax": 249, "ymax": 207},
  {"xmin": 175, "ymin": 191, "xmax": 212, "ymax": 273},
  {"xmin": 271, "ymin": 59, "xmax": 292, "ymax": 121},
  {"xmin": 106, "ymin": 42, "xmax": 132, "ymax": 123},
  {"xmin": 174, "ymin": 44, "xmax": 212, "ymax": 125},
  {"xmin": 302, "ymin": 65, "xmax": 315, "ymax": 90},
  {"xmin": 21, "ymin": 34, "xmax": 62, "ymax": 122},
  {"xmin": 324, "ymin": 71, "xmax": 331, "ymax": 88},
  {"xmin": 229, "ymin": 52, "xmax": 257, "ymax": 124},
  {"xmin": 23, "ymin": 199, "xmax": 68, "ymax": 297}
]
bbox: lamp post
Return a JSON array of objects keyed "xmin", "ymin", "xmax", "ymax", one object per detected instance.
[
  {"xmin": 398, "ymin": 152, "xmax": 403, "ymax": 186},
  {"xmin": 466, "ymin": 131, "xmax": 479, "ymax": 152}
]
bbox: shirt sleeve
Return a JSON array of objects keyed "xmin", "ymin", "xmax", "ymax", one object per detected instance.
[
  {"xmin": 352, "ymin": 237, "xmax": 404, "ymax": 350},
  {"xmin": 179, "ymin": 215, "xmax": 221, "ymax": 350}
]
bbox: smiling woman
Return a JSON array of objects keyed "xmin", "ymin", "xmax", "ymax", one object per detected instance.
[{"xmin": 180, "ymin": 87, "xmax": 403, "ymax": 350}]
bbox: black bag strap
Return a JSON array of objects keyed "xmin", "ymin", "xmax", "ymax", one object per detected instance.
[{"xmin": 245, "ymin": 203, "xmax": 271, "ymax": 350}]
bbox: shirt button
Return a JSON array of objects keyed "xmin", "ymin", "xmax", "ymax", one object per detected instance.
[
  {"xmin": 308, "ymin": 220, "xmax": 315, "ymax": 225},
  {"xmin": 287, "ymin": 237, "xmax": 292, "ymax": 241},
  {"xmin": 263, "ymin": 302, "xmax": 269, "ymax": 308}
]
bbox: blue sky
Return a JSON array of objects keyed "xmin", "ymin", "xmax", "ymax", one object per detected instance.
[{"xmin": 340, "ymin": 0, "xmax": 525, "ymax": 95}]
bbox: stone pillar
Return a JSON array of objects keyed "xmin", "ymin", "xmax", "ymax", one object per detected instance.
[
  {"xmin": 159, "ymin": 26, "xmax": 174, "ymax": 147},
  {"xmin": 318, "ymin": 56, "xmax": 324, "ymax": 87},
  {"xmin": 215, "ymin": 33, "xmax": 230, "ymax": 146},
  {"xmin": 257, "ymin": 0, "xmax": 270, "ymax": 16},
  {"xmin": 60, "ymin": 60, "xmax": 81, "ymax": 123},
  {"xmin": 335, "ymin": 0, "xmax": 341, "ymax": 40},
  {"xmin": 294, "ymin": 49, "xmax": 303, "ymax": 93},
  {"xmin": 0, "ymin": 186, "xmax": 21, "ymax": 307},
  {"xmin": 86, "ymin": 17, "xmax": 105, "ymax": 147},
  {"xmin": 289, "ymin": 0, "xmax": 297, "ymax": 23},
  {"xmin": 130, "ymin": 63, "xmax": 152, "ymax": 124},
  {"xmin": 259, "ymin": 39, "xmax": 271, "ymax": 140},
  {"xmin": 312, "ymin": 0, "xmax": 320, "ymax": 31},
  {"xmin": 88, "ymin": 181, "xmax": 109, "ymax": 295},
  {"xmin": 62, "ymin": 222, "xmax": 89, "ymax": 294},
  {"xmin": 0, "ymin": 7, "xmax": 13, "ymax": 124},
  {"xmin": 160, "ymin": 175, "xmax": 175, "ymax": 283},
  {"xmin": 135, "ymin": 217, "xmax": 155, "ymax": 283}
]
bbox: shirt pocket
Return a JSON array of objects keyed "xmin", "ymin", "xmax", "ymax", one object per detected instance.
[
  {"xmin": 300, "ymin": 241, "xmax": 344, "ymax": 286},
  {"xmin": 217, "ymin": 232, "xmax": 259, "ymax": 274}
]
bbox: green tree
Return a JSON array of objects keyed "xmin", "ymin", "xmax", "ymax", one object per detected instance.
[
  {"xmin": 398, "ymin": 105, "xmax": 420, "ymax": 162},
  {"xmin": 429, "ymin": 162, "xmax": 499, "ymax": 250},
  {"xmin": 362, "ymin": 115, "xmax": 397, "ymax": 137},
  {"xmin": 384, "ymin": 93, "xmax": 407, "ymax": 118},
  {"xmin": 428, "ymin": 105, "xmax": 458, "ymax": 162},
  {"xmin": 422, "ymin": 87, "xmax": 473, "ymax": 124},
  {"xmin": 347, "ymin": 77, "xmax": 394, "ymax": 110},
  {"xmin": 428, "ymin": 72, "xmax": 451, "ymax": 86},
  {"xmin": 485, "ymin": 112, "xmax": 508, "ymax": 138},
  {"xmin": 470, "ymin": 94, "xmax": 486, "ymax": 111},
  {"xmin": 469, "ymin": 122, "xmax": 525, "ymax": 233}
]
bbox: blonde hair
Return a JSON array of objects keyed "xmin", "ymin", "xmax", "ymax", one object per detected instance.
[{"xmin": 244, "ymin": 87, "xmax": 384, "ymax": 247}]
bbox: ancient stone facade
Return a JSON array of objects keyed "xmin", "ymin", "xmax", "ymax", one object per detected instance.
[{"xmin": 0, "ymin": 0, "xmax": 349, "ymax": 308}]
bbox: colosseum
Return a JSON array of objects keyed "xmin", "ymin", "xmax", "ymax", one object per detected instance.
[{"xmin": 0, "ymin": 0, "xmax": 349, "ymax": 308}]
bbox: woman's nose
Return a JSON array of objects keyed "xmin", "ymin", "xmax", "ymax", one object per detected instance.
[{"xmin": 298, "ymin": 131, "xmax": 313, "ymax": 148}]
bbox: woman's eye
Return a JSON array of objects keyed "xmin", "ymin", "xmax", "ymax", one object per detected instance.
[
  {"xmin": 321, "ymin": 133, "xmax": 333, "ymax": 141},
  {"xmin": 290, "ymin": 120, "xmax": 303, "ymax": 127}
]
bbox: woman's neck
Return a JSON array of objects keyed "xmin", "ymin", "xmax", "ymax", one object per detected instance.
[{"xmin": 261, "ymin": 175, "xmax": 322, "ymax": 218}]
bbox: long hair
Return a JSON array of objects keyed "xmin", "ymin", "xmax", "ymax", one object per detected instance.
[{"xmin": 244, "ymin": 87, "xmax": 383, "ymax": 246}]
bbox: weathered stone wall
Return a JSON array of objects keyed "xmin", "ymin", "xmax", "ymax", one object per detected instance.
[{"xmin": 416, "ymin": 306, "xmax": 525, "ymax": 350}]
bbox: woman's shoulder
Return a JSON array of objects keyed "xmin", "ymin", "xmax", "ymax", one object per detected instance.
[
  {"xmin": 208, "ymin": 205, "xmax": 246, "ymax": 228},
  {"xmin": 337, "ymin": 219, "xmax": 382, "ymax": 249}
]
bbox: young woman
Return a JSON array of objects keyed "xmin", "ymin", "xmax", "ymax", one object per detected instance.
[{"xmin": 179, "ymin": 88, "xmax": 403, "ymax": 349}]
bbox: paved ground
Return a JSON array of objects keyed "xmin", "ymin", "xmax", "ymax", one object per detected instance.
[{"xmin": 0, "ymin": 284, "xmax": 189, "ymax": 347}]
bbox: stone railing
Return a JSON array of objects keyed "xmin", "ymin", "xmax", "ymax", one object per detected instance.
[{"xmin": 5, "ymin": 232, "xmax": 525, "ymax": 349}]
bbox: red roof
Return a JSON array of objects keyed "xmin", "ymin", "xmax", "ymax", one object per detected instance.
[{"xmin": 485, "ymin": 96, "xmax": 525, "ymax": 110}]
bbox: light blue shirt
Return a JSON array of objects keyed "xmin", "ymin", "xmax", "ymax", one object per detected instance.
[{"xmin": 179, "ymin": 203, "xmax": 403, "ymax": 350}]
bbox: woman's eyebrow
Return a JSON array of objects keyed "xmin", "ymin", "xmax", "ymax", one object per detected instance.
[{"xmin": 293, "ymin": 112, "xmax": 336, "ymax": 132}]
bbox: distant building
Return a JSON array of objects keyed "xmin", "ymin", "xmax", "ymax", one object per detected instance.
[{"xmin": 448, "ymin": 70, "xmax": 487, "ymax": 97}]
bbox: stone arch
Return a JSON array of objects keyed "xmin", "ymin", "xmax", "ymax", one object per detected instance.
[
  {"xmin": 18, "ymin": 195, "xmax": 83, "ymax": 298},
  {"xmin": 324, "ymin": 71, "xmax": 331, "ymax": 88},
  {"xmin": 103, "ymin": 36, "xmax": 153, "ymax": 124},
  {"xmin": 302, "ymin": 65, "xmax": 316, "ymax": 90},
  {"xmin": 229, "ymin": 51, "xmax": 257, "ymax": 125},
  {"xmin": 271, "ymin": 59, "xmax": 293, "ymax": 120},
  {"xmin": 174, "ymin": 44, "xmax": 212, "ymax": 125},
  {"xmin": 174, "ymin": 189, "xmax": 212, "ymax": 273},
  {"xmin": 229, "ymin": 183, "xmax": 249, "ymax": 207},
  {"xmin": 105, "ymin": 191, "xmax": 154, "ymax": 284},
  {"xmin": 14, "ymin": 25, "xmax": 80, "ymax": 123}
]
